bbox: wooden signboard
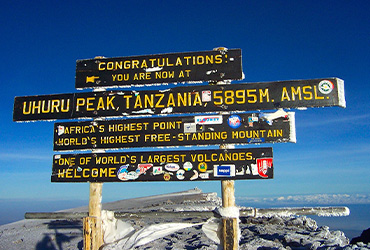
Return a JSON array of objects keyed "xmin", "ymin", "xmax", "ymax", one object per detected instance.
[
  {"xmin": 53, "ymin": 112, "xmax": 296, "ymax": 151},
  {"xmin": 51, "ymin": 147, "xmax": 273, "ymax": 182},
  {"xmin": 75, "ymin": 49, "xmax": 243, "ymax": 89},
  {"xmin": 13, "ymin": 78, "xmax": 345, "ymax": 122}
]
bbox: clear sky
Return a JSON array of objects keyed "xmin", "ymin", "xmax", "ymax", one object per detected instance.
[{"xmin": 1, "ymin": 1, "xmax": 369, "ymax": 206}]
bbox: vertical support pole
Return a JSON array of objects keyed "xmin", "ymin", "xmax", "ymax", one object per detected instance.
[
  {"xmin": 220, "ymin": 143, "xmax": 239, "ymax": 250},
  {"xmin": 221, "ymin": 180, "xmax": 239, "ymax": 250},
  {"xmin": 84, "ymin": 182, "xmax": 103, "ymax": 250},
  {"xmin": 83, "ymin": 58, "xmax": 106, "ymax": 250},
  {"xmin": 214, "ymin": 47, "xmax": 239, "ymax": 249}
]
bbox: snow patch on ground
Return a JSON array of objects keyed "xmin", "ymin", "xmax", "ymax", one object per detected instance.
[{"xmin": 0, "ymin": 189, "xmax": 369, "ymax": 250}]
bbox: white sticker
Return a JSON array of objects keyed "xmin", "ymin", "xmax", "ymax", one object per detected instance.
[
  {"xmin": 165, "ymin": 163, "xmax": 180, "ymax": 172},
  {"xmin": 176, "ymin": 169, "xmax": 185, "ymax": 180},
  {"xmin": 202, "ymin": 90, "xmax": 212, "ymax": 102},
  {"xmin": 190, "ymin": 170, "xmax": 199, "ymax": 180},
  {"xmin": 184, "ymin": 123, "xmax": 197, "ymax": 133},
  {"xmin": 125, "ymin": 171, "xmax": 139, "ymax": 180},
  {"xmin": 57, "ymin": 125, "xmax": 65, "ymax": 136},
  {"xmin": 183, "ymin": 162, "xmax": 193, "ymax": 171},
  {"xmin": 236, "ymin": 167, "xmax": 245, "ymax": 175},
  {"xmin": 251, "ymin": 164, "xmax": 259, "ymax": 175},
  {"xmin": 199, "ymin": 173, "xmax": 209, "ymax": 179},
  {"xmin": 195, "ymin": 115, "xmax": 223, "ymax": 125},
  {"xmin": 318, "ymin": 80, "xmax": 334, "ymax": 94},
  {"xmin": 153, "ymin": 166, "xmax": 163, "ymax": 175}
]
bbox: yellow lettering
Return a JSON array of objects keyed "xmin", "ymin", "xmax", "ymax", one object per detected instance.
[
  {"xmin": 155, "ymin": 93, "xmax": 165, "ymax": 108},
  {"xmin": 215, "ymin": 54, "xmax": 222, "ymax": 64},
  {"xmin": 76, "ymin": 98, "xmax": 85, "ymax": 111},
  {"xmin": 97, "ymin": 97, "xmax": 105, "ymax": 110},
  {"xmin": 86, "ymin": 97, "xmax": 95, "ymax": 111},
  {"xmin": 167, "ymin": 93, "xmax": 175, "ymax": 107},
  {"xmin": 193, "ymin": 92, "xmax": 202, "ymax": 106},
  {"xmin": 303, "ymin": 86, "xmax": 313, "ymax": 100},
  {"xmin": 22, "ymin": 101, "xmax": 32, "ymax": 115},
  {"xmin": 291, "ymin": 87, "xmax": 302, "ymax": 101},
  {"xmin": 314, "ymin": 86, "xmax": 324, "ymax": 99},
  {"xmin": 141, "ymin": 60, "xmax": 148, "ymax": 68},
  {"xmin": 259, "ymin": 89, "xmax": 270, "ymax": 103},
  {"xmin": 281, "ymin": 87, "xmax": 291, "ymax": 101},
  {"xmin": 176, "ymin": 57, "xmax": 182, "ymax": 66}
]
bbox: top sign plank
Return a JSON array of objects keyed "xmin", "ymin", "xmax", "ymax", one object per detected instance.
[
  {"xmin": 75, "ymin": 49, "xmax": 243, "ymax": 89},
  {"xmin": 13, "ymin": 78, "xmax": 345, "ymax": 122}
]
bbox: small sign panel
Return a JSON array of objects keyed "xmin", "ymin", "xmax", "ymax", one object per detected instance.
[
  {"xmin": 13, "ymin": 78, "xmax": 345, "ymax": 122},
  {"xmin": 51, "ymin": 147, "xmax": 273, "ymax": 182},
  {"xmin": 53, "ymin": 112, "xmax": 296, "ymax": 151},
  {"xmin": 75, "ymin": 49, "xmax": 243, "ymax": 89}
]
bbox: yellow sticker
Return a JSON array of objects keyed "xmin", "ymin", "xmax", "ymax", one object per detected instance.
[{"xmin": 198, "ymin": 162, "xmax": 207, "ymax": 172}]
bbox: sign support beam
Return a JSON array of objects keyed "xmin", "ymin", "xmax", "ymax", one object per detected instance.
[
  {"xmin": 84, "ymin": 75, "xmax": 105, "ymax": 250},
  {"xmin": 84, "ymin": 182, "xmax": 103, "ymax": 250},
  {"xmin": 219, "ymin": 141, "xmax": 239, "ymax": 249},
  {"xmin": 221, "ymin": 180, "xmax": 238, "ymax": 250}
]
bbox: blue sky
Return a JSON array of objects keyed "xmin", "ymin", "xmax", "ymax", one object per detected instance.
[{"xmin": 1, "ymin": 1, "xmax": 369, "ymax": 206}]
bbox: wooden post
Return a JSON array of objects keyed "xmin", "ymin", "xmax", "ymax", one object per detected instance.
[
  {"xmin": 219, "ymin": 143, "xmax": 239, "ymax": 250},
  {"xmin": 83, "ymin": 63, "xmax": 106, "ymax": 250},
  {"xmin": 84, "ymin": 182, "xmax": 103, "ymax": 250},
  {"xmin": 221, "ymin": 180, "xmax": 239, "ymax": 250}
]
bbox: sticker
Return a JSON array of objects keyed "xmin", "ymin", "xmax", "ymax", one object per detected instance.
[
  {"xmin": 184, "ymin": 123, "xmax": 197, "ymax": 133},
  {"xmin": 227, "ymin": 115, "xmax": 241, "ymax": 129},
  {"xmin": 202, "ymin": 90, "xmax": 212, "ymax": 102},
  {"xmin": 117, "ymin": 165, "xmax": 129, "ymax": 181},
  {"xmin": 136, "ymin": 164, "xmax": 153, "ymax": 175},
  {"xmin": 125, "ymin": 171, "xmax": 139, "ymax": 180},
  {"xmin": 176, "ymin": 169, "xmax": 185, "ymax": 180},
  {"xmin": 260, "ymin": 109, "xmax": 288, "ymax": 125},
  {"xmin": 248, "ymin": 115, "xmax": 258, "ymax": 127},
  {"xmin": 318, "ymin": 80, "xmax": 334, "ymax": 94},
  {"xmin": 199, "ymin": 173, "xmax": 209, "ymax": 179},
  {"xmin": 54, "ymin": 155, "xmax": 61, "ymax": 159},
  {"xmin": 236, "ymin": 167, "xmax": 245, "ymax": 175},
  {"xmin": 256, "ymin": 158, "xmax": 273, "ymax": 178},
  {"xmin": 198, "ymin": 162, "xmax": 207, "ymax": 172},
  {"xmin": 195, "ymin": 115, "xmax": 223, "ymax": 125},
  {"xmin": 165, "ymin": 163, "xmax": 180, "ymax": 172},
  {"xmin": 214, "ymin": 165, "xmax": 236, "ymax": 177},
  {"xmin": 152, "ymin": 166, "xmax": 163, "ymax": 175},
  {"xmin": 248, "ymin": 138, "xmax": 265, "ymax": 143},
  {"xmin": 57, "ymin": 125, "xmax": 65, "ymax": 136},
  {"xmin": 190, "ymin": 170, "xmax": 198, "ymax": 180},
  {"xmin": 246, "ymin": 166, "xmax": 251, "ymax": 175},
  {"xmin": 250, "ymin": 164, "xmax": 258, "ymax": 175},
  {"xmin": 163, "ymin": 173, "xmax": 171, "ymax": 181},
  {"xmin": 183, "ymin": 162, "xmax": 193, "ymax": 171}
]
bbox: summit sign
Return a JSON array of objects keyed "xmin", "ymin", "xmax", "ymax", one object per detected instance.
[
  {"xmin": 75, "ymin": 49, "xmax": 243, "ymax": 89},
  {"xmin": 13, "ymin": 78, "xmax": 345, "ymax": 122}
]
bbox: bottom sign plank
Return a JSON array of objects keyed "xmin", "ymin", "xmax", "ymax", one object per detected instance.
[{"xmin": 51, "ymin": 148, "xmax": 273, "ymax": 182}]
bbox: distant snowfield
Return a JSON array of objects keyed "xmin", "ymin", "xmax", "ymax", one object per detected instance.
[
  {"xmin": 237, "ymin": 193, "xmax": 370, "ymax": 205},
  {"xmin": 0, "ymin": 189, "xmax": 369, "ymax": 250}
]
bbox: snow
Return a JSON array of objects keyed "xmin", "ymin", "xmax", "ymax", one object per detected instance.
[{"xmin": 0, "ymin": 189, "xmax": 369, "ymax": 250}]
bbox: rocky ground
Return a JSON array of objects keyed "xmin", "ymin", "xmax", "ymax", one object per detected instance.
[{"xmin": 0, "ymin": 189, "xmax": 369, "ymax": 250}]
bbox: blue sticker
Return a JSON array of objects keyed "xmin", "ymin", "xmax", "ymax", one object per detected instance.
[
  {"xmin": 227, "ymin": 115, "xmax": 241, "ymax": 129},
  {"xmin": 248, "ymin": 138, "xmax": 265, "ymax": 143},
  {"xmin": 214, "ymin": 165, "xmax": 236, "ymax": 177}
]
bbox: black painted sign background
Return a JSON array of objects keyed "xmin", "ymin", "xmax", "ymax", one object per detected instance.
[
  {"xmin": 75, "ymin": 49, "xmax": 243, "ymax": 89},
  {"xmin": 53, "ymin": 113, "xmax": 295, "ymax": 151},
  {"xmin": 13, "ymin": 78, "xmax": 345, "ymax": 122},
  {"xmin": 51, "ymin": 148, "xmax": 273, "ymax": 182}
]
